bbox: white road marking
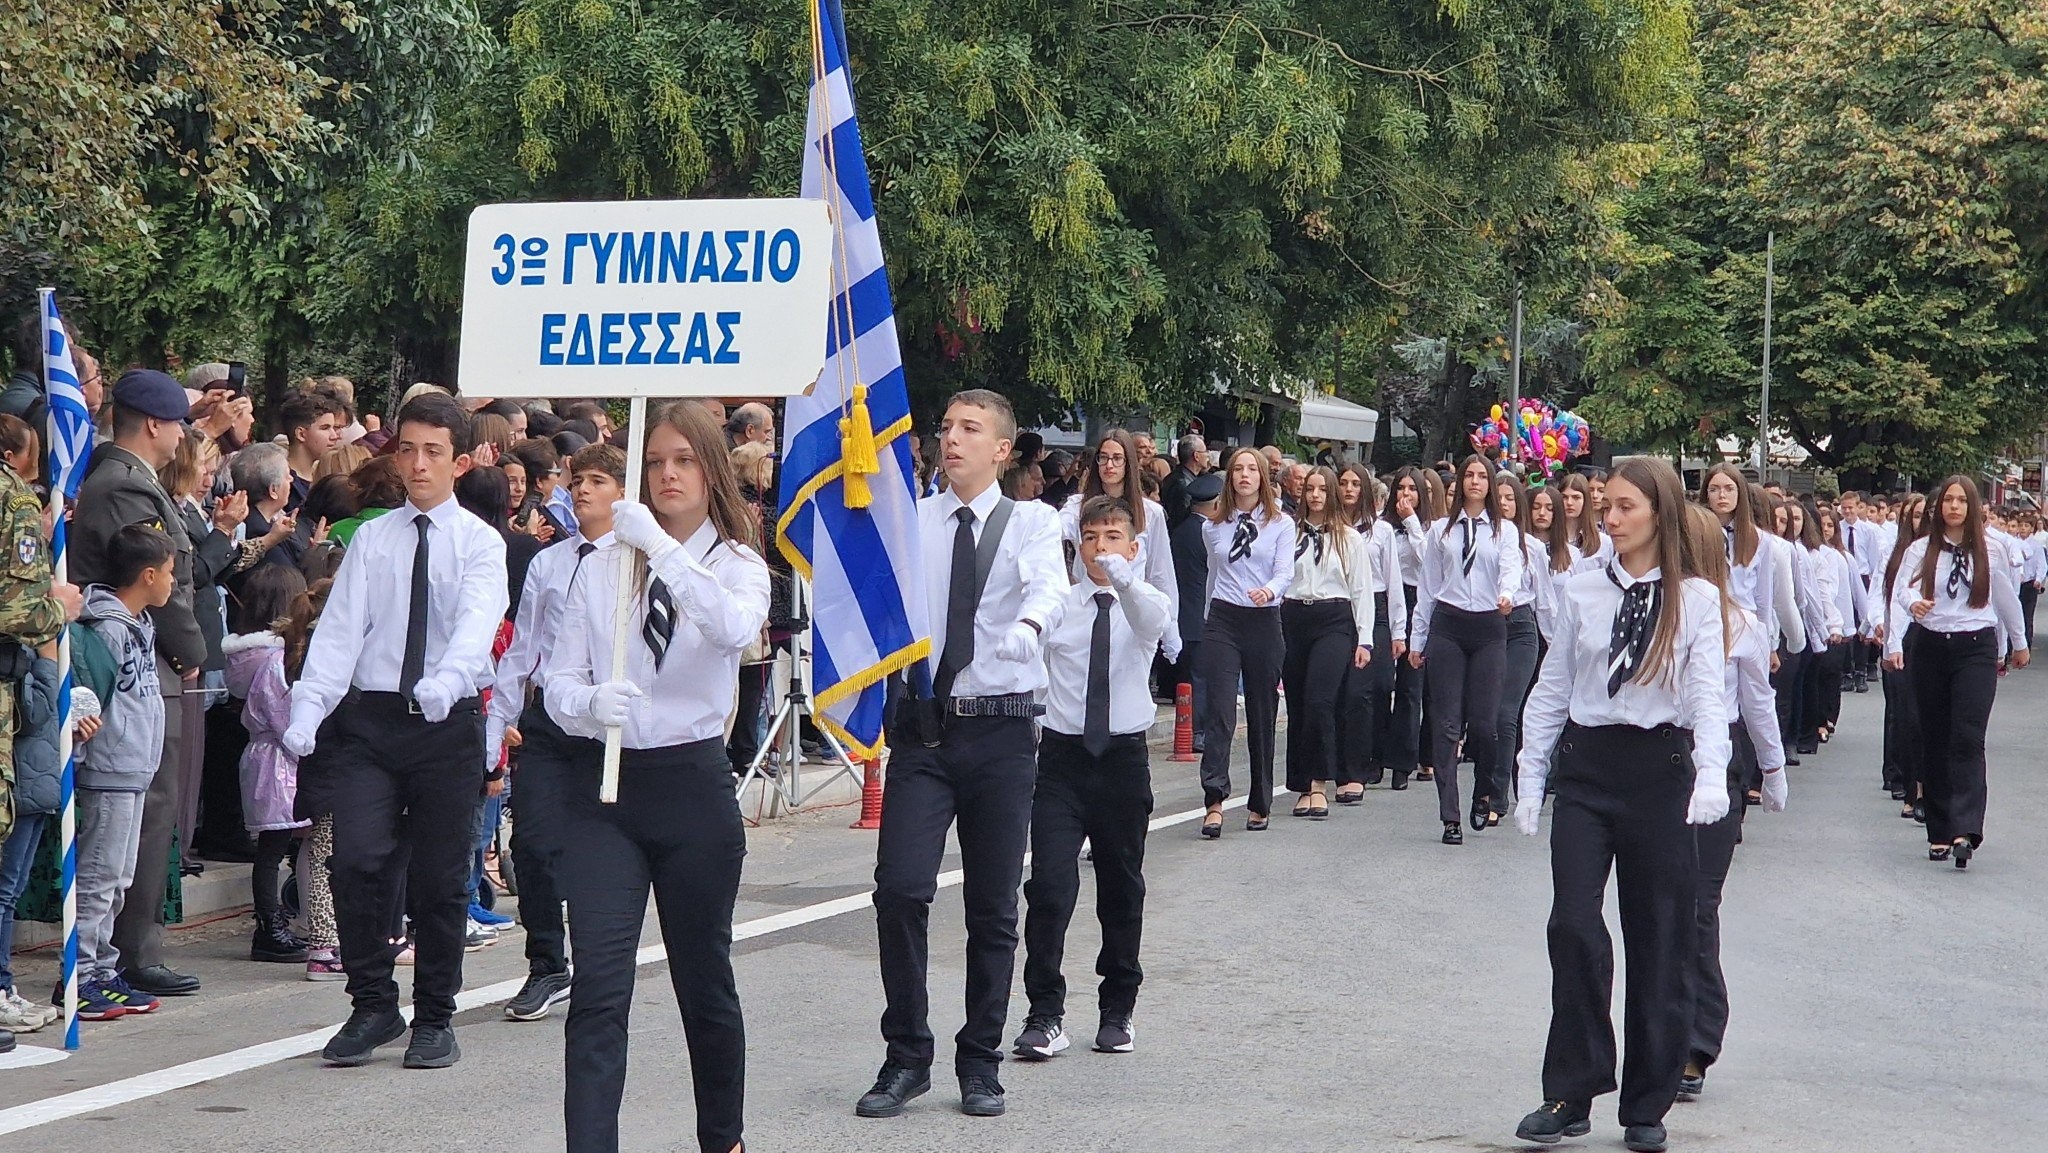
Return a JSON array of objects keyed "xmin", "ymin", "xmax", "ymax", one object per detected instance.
[{"xmin": 0, "ymin": 792, "xmax": 1250, "ymax": 1134}]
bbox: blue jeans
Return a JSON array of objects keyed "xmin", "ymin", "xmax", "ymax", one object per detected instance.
[
  {"xmin": 0, "ymin": 810, "xmax": 49, "ymax": 991},
  {"xmin": 468, "ymin": 792, "xmax": 504, "ymax": 909}
]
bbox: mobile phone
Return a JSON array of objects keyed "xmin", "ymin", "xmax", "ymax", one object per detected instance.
[{"xmin": 225, "ymin": 362, "xmax": 247, "ymax": 396}]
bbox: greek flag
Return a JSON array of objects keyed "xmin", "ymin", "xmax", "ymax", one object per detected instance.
[
  {"xmin": 775, "ymin": 0, "xmax": 930, "ymax": 761},
  {"xmin": 41, "ymin": 293, "xmax": 93, "ymax": 500}
]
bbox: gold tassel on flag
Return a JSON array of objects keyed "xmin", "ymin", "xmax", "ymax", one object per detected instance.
[{"xmin": 839, "ymin": 383, "xmax": 880, "ymax": 509}]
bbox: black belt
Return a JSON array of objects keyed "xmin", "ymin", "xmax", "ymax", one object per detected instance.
[
  {"xmin": 944, "ymin": 693, "xmax": 1045, "ymax": 719},
  {"xmin": 354, "ymin": 689, "xmax": 482, "ymax": 717}
]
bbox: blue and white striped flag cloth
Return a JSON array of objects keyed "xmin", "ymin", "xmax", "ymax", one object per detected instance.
[
  {"xmin": 774, "ymin": 0, "xmax": 930, "ymax": 760},
  {"xmin": 41, "ymin": 293, "xmax": 93, "ymax": 501}
]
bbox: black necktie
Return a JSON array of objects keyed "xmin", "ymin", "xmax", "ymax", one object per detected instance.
[
  {"xmin": 1460, "ymin": 516, "xmax": 1477, "ymax": 576},
  {"xmin": 1084, "ymin": 591, "xmax": 1114, "ymax": 756},
  {"xmin": 643, "ymin": 576, "xmax": 676, "ymax": 669},
  {"xmin": 1228, "ymin": 513, "xmax": 1257, "ymax": 562},
  {"xmin": 936, "ymin": 506, "xmax": 977, "ymax": 698},
  {"xmin": 1946, "ymin": 545, "xmax": 1969, "ymax": 599},
  {"xmin": 1723, "ymin": 523, "xmax": 1735, "ymax": 563},
  {"xmin": 1295, "ymin": 524, "xmax": 1325, "ymax": 563},
  {"xmin": 1846, "ymin": 523, "xmax": 1856, "ymax": 552},
  {"xmin": 532, "ymin": 542, "xmax": 600, "ymax": 679},
  {"xmin": 1605, "ymin": 565, "xmax": 1662, "ymax": 697},
  {"xmin": 401, "ymin": 513, "xmax": 430, "ymax": 698}
]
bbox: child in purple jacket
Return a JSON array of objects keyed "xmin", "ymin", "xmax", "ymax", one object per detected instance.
[{"xmin": 224, "ymin": 565, "xmax": 317, "ymax": 968}]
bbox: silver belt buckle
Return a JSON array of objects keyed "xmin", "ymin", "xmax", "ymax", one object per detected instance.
[{"xmin": 408, "ymin": 697, "xmax": 424, "ymax": 716}]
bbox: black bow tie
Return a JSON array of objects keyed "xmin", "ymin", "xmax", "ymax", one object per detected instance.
[
  {"xmin": 1229, "ymin": 513, "xmax": 1257, "ymax": 562},
  {"xmin": 1295, "ymin": 524, "xmax": 1325, "ymax": 563},
  {"xmin": 1605, "ymin": 565, "xmax": 1662, "ymax": 697}
]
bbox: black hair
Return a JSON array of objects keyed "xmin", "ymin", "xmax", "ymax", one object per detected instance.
[
  {"xmin": 551, "ymin": 429, "xmax": 589, "ymax": 458},
  {"xmin": 456, "ymin": 465, "xmax": 511, "ymax": 530},
  {"xmin": 106, "ymin": 522, "xmax": 176, "ymax": 588},
  {"xmin": 480, "ymin": 399, "xmax": 524, "ymax": 422},
  {"xmin": 1078, "ymin": 494, "xmax": 1136, "ymax": 532},
  {"xmin": 394, "ymin": 392, "xmax": 475, "ymax": 455},
  {"xmin": 229, "ymin": 562, "xmax": 307, "ymax": 634},
  {"xmin": 300, "ymin": 473, "xmax": 361, "ymax": 529},
  {"xmin": 277, "ymin": 388, "xmax": 347, "ymax": 435},
  {"xmin": 526, "ymin": 408, "xmax": 564, "ymax": 439},
  {"xmin": 562, "ymin": 400, "xmax": 605, "ymax": 424},
  {"xmin": 562, "ymin": 418, "xmax": 600, "ymax": 444},
  {"xmin": 7, "ymin": 312, "xmax": 41, "ymax": 372}
]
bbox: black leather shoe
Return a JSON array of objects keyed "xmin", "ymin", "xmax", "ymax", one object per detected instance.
[
  {"xmin": 855, "ymin": 1063, "xmax": 930, "ymax": 1118},
  {"xmin": 403, "ymin": 1024, "xmax": 461, "ymax": 1068},
  {"xmin": 1442, "ymin": 822, "xmax": 1463, "ymax": 846},
  {"xmin": 1624, "ymin": 1122, "xmax": 1668, "ymax": 1151},
  {"xmin": 122, "ymin": 965, "xmax": 201, "ymax": 996},
  {"xmin": 321, "ymin": 1007, "xmax": 406, "ymax": 1066},
  {"xmin": 1677, "ymin": 1071, "xmax": 1705, "ymax": 1101},
  {"xmin": 0, "ymin": 1027, "xmax": 14, "ymax": 1054},
  {"xmin": 1785, "ymin": 755, "xmax": 1801, "ymax": 767},
  {"xmin": 1515, "ymin": 1099, "xmax": 1591, "ymax": 1143},
  {"xmin": 959, "ymin": 1074, "xmax": 1006, "ymax": 1117},
  {"xmin": 1469, "ymin": 796, "xmax": 1491, "ymax": 831},
  {"xmin": 1390, "ymin": 770, "xmax": 1409, "ymax": 791}
]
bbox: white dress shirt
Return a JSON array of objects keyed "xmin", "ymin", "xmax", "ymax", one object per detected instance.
[
  {"xmin": 1202, "ymin": 507, "xmax": 1295, "ymax": 608},
  {"xmin": 1412, "ymin": 509, "xmax": 1525, "ymax": 654},
  {"xmin": 2022, "ymin": 532, "xmax": 2048, "ymax": 585},
  {"xmin": 1811, "ymin": 544, "xmax": 1864, "ymax": 639},
  {"xmin": 546, "ymin": 520, "xmax": 770, "ymax": 747},
  {"xmin": 1062, "ymin": 495, "xmax": 1181, "ymax": 661},
  {"xmin": 1788, "ymin": 543, "xmax": 1831, "ymax": 649},
  {"xmin": 1884, "ymin": 535, "xmax": 2028, "ymax": 658},
  {"xmin": 1285, "ymin": 523, "xmax": 1376, "ymax": 640},
  {"xmin": 920, "ymin": 481, "xmax": 1068, "ymax": 697},
  {"xmin": 1392, "ymin": 514, "xmax": 1425, "ymax": 587},
  {"xmin": 488, "ymin": 530, "xmax": 618, "ymax": 753},
  {"xmin": 1724, "ymin": 607, "xmax": 1786, "ymax": 771},
  {"xmin": 291, "ymin": 497, "xmax": 509, "ymax": 723},
  {"xmin": 1365, "ymin": 518, "xmax": 1410, "ymax": 641},
  {"xmin": 1515, "ymin": 564, "xmax": 1730, "ymax": 791},
  {"xmin": 1841, "ymin": 517, "xmax": 1881, "ymax": 582},
  {"xmin": 1041, "ymin": 575, "xmax": 1172, "ymax": 737}
]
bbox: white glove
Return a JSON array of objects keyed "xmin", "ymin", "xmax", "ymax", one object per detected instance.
[
  {"xmin": 412, "ymin": 678, "xmax": 454, "ymax": 724},
  {"xmin": 485, "ymin": 714, "xmax": 506, "ymax": 773},
  {"xmin": 610, "ymin": 500, "xmax": 677, "ymax": 561},
  {"xmin": 1685, "ymin": 776, "xmax": 1732, "ymax": 826},
  {"xmin": 283, "ymin": 700, "xmax": 324, "ymax": 757},
  {"xmin": 994, "ymin": 622, "xmax": 1040, "ymax": 664},
  {"xmin": 1513, "ymin": 795, "xmax": 1543, "ymax": 836},
  {"xmin": 589, "ymin": 680, "xmax": 644, "ymax": 727},
  {"xmin": 1760, "ymin": 767, "xmax": 1789, "ymax": 813},
  {"xmin": 283, "ymin": 723, "xmax": 318, "ymax": 758},
  {"xmin": 1097, "ymin": 553, "xmax": 1138, "ymax": 590}
]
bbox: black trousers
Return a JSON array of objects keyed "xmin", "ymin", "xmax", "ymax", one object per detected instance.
[
  {"xmin": 875, "ymin": 712, "xmax": 1037, "ymax": 1077},
  {"xmin": 1814, "ymin": 640, "xmax": 1848, "ymax": 731},
  {"xmin": 511, "ymin": 700, "xmax": 584, "ymax": 975},
  {"xmin": 560, "ymin": 739, "xmax": 745, "ymax": 1153},
  {"xmin": 1022, "ymin": 731, "xmax": 1152, "ymax": 1020},
  {"xmin": 1542, "ymin": 723, "xmax": 1698, "ymax": 1126},
  {"xmin": 1880, "ymin": 661, "xmax": 1922, "ymax": 794},
  {"xmin": 1197, "ymin": 601, "xmax": 1283, "ymax": 816},
  {"xmin": 1689, "ymin": 725, "xmax": 1749, "ymax": 1070},
  {"xmin": 1281, "ymin": 599, "xmax": 1356, "ymax": 793},
  {"xmin": 1344, "ymin": 592, "xmax": 1395, "ymax": 783},
  {"xmin": 327, "ymin": 691, "xmax": 484, "ymax": 1028},
  {"xmin": 727, "ymin": 657, "xmax": 773, "ymax": 773},
  {"xmin": 1905, "ymin": 624, "xmax": 1998, "ymax": 847},
  {"xmin": 1491, "ymin": 604, "xmax": 1542, "ymax": 807},
  {"xmin": 1424, "ymin": 604, "xmax": 1506, "ymax": 824},
  {"xmin": 1378, "ymin": 585, "xmax": 1423, "ymax": 773},
  {"xmin": 196, "ymin": 697, "xmax": 251, "ymax": 853},
  {"xmin": 1771, "ymin": 646, "xmax": 1809, "ymax": 760},
  {"xmin": 2022, "ymin": 583, "xmax": 2039, "ymax": 651}
]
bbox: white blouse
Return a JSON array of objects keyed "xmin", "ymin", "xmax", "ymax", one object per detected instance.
[
  {"xmin": 1285, "ymin": 523, "xmax": 1375, "ymax": 640},
  {"xmin": 1885, "ymin": 534, "xmax": 2028, "ymax": 658},
  {"xmin": 1413, "ymin": 509, "xmax": 1525, "ymax": 653}
]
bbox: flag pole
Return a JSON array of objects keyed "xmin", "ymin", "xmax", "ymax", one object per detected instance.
[
  {"xmin": 598, "ymin": 394, "xmax": 648, "ymax": 803},
  {"xmin": 37, "ymin": 288, "xmax": 80, "ymax": 1050}
]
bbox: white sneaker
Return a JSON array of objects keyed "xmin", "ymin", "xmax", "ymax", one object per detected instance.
[
  {"xmin": 0, "ymin": 988, "xmax": 54, "ymax": 1032},
  {"xmin": 465, "ymin": 919, "xmax": 498, "ymax": 951}
]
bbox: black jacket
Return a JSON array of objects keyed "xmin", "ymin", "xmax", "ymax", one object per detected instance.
[{"xmin": 71, "ymin": 444, "xmax": 206, "ymax": 682}]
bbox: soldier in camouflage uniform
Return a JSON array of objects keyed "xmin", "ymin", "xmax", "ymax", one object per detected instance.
[{"xmin": 0, "ymin": 440, "xmax": 78, "ymax": 845}]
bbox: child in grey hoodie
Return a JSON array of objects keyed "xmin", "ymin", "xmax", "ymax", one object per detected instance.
[{"xmin": 67, "ymin": 524, "xmax": 176, "ymax": 1020}]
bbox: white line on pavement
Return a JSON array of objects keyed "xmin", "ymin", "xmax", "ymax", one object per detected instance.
[{"xmin": 0, "ymin": 791, "xmax": 1250, "ymax": 1135}]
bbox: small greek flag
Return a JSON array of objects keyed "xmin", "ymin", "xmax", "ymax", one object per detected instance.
[
  {"xmin": 775, "ymin": 0, "xmax": 930, "ymax": 759},
  {"xmin": 41, "ymin": 293, "xmax": 93, "ymax": 500}
]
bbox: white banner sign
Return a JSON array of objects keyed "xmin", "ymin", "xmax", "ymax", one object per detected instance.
[{"xmin": 457, "ymin": 199, "xmax": 833, "ymax": 399}]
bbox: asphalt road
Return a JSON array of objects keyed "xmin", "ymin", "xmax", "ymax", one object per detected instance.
[{"xmin": 2, "ymin": 672, "xmax": 2044, "ymax": 1152}]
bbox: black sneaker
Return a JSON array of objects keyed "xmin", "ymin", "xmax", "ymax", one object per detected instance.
[
  {"xmin": 251, "ymin": 912, "xmax": 309, "ymax": 963},
  {"xmin": 1624, "ymin": 1122, "xmax": 1668, "ymax": 1152},
  {"xmin": 504, "ymin": 970, "xmax": 573, "ymax": 1021},
  {"xmin": 1011, "ymin": 1014, "xmax": 1069, "ymax": 1060},
  {"xmin": 1515, "ymin": 1099, "xmax": 1591, "ymax": 1144},
  {"xmin": 0, "ymin": 1027, "xmax": 13, "ymax": 1054},
  {"xmin": 959, "ymin": 1074, "xmax": 1006, "ymax": 1117},
  {"xmin": 322, "ymin": 1007, "xmax": 406, "ymax": 1066},
  {"xmin": 403, "ymin": 1023, "xmax": 461, "ymax": 1069},
  {"xmin": 1093, "ymin": 1012, "xmax": 1135, "ymax": 1053},
  {"xmin": 855, "ymin": 1062, "xmax": 930, "ymax": 1118},
  {"xmin": 1677, "ymin": 1070, "xmax": 1705, "ymax": 1101}
]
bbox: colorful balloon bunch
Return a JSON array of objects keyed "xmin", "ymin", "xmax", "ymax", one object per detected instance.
[{"xmin": 1470, "ymin": 399, "xmax": 1592, "ymax": 478}]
